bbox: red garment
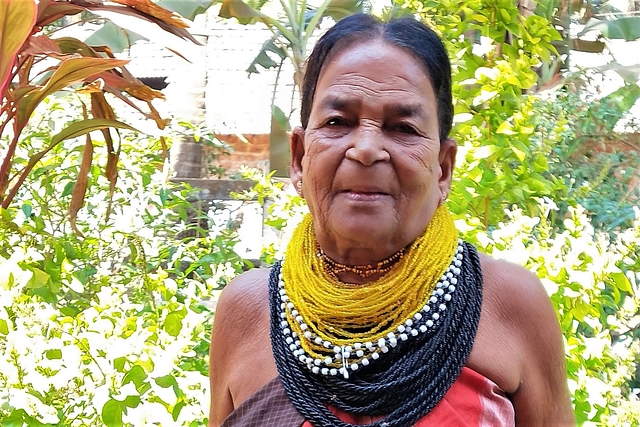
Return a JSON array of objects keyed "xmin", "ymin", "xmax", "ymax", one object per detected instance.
[{"xmin": 302, "ymin": 367, "xmax": 515, "ymax": 427}]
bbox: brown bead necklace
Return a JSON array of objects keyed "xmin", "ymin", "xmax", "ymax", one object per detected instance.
[{"xmin": 316, "ymin": 245, "xmax": 405, "ymax": 279}]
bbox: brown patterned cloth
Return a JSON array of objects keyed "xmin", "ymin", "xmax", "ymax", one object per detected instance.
[{"xmin": 221, "ymin": 377, "xmax": 304, "ymax": 427}]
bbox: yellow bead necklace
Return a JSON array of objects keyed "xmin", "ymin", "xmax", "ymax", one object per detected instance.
[{"xmin": 279, "ymin": 205, "xmax": 461, "ymax": 377}]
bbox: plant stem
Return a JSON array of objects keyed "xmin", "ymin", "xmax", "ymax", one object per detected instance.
[{"xmin": 0, "ymin": 129, "xmax": 20, "ymax": 200}]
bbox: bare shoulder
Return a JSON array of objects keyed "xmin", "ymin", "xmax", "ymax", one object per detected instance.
[
  {"xmin": 476, "ymin": 252, "xmax": 575, "ymax": 426},
  {"xmin": 209, "ymin": 267, "xmax": 274, "ymax": 426},
  {"xmin": 478, "ymin": 252, "xmax": 561, "ymax": 364},
  {"xmin": 216, "ymin": 267, "xmax": 271, "ymax": 314},
  {"xmin": 478, "ymin": 253, "xmax": 552, "ymax": 318}
]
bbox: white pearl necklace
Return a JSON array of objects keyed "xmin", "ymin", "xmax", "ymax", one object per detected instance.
[{"xmin": 277, "ymin": 241, "xmax": 464, "ymax": 379}]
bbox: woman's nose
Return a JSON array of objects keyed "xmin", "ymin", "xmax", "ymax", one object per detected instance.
[{"xmin": 344, "ymin": 125, "xmax": 390, "ymax": 166}]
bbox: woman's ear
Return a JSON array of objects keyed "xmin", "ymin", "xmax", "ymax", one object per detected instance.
[
  {"xmin": 438, "ymin": 138, "xmax": 457, "ymax": 202},
  {"xmin": 290, "ymin": 126, "xmax": 305, "ymax": 195}
]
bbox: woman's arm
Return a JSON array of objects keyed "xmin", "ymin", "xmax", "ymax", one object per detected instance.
[
  {"xmin": 486, "ymin": 258, "xmax": 575, "ymax": 426},
  {"xmin": 208, "ymin": 268, "xmax": 274, "ymax": 427}
]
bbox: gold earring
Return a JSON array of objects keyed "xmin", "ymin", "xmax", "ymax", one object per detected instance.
[{"xmin": 296, "ymin": 181, "xmax": 302, "ymax": 193}]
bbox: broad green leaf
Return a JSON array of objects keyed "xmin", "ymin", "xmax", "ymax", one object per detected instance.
[
  {"xmin": 220, "ymin": 0, "xmax": 271, "ymax": 22},
  {"xmin": 580, "ymin": 16, "xmax": 640, "ymax": 41},
  {"xmin": 246, "ymin": 38, "xmax": 286, "ymax": 75},
  {"xmin": 324, "ymin": 0, "xmax": 363, "ymax": 20},
  {"xmin": 17, "ymin": 57, "xmax": 130, "ymax": 129},
  {"xmin": 114, "ymin": 356, "xmax": 127, "ymax": 372},
  {"xmin": 156, "ymin": 0, "xmax": 215, "ymax": 21},
  {"xmin": 496, "ymin": 121, "xmax": 516, "ymax": 135},
  {"xmin": 2, "ymin": 409, "xmax": 27, "ymax": 427},
  {"xmin": 172, "ymin": 400, "xmax": 186, "ymax": 421},
  {"xmin": 0, "ymin": 0, "xmax": 37, "ymax": 100},
  {"xmin": 25, "ymin": 267, "xmax": 50, "ymax": 289},
  {"xmin": 164, "ymin": 312, "xmax": 183, "ymax": 337},
  {"xmin": 123, "ymin": 395, "xmax": 141, "ymax": 408},
  {"xmin": 219, "ymin": 0, "xmax": 294, "ymax": 40},
  {"xmin": 122, "ymin": 365, "xmax": 148, "ymax": 388},
  {"xmin": 596, "ymin": 61, "xmax": 640, "ymax": 85},
  {"xmin": 472, "ymin": 145, "xmax": 497, "ymax": 159},
  {"xmin": 51, "ymin": 119, "xmax": 138, "ymax": 147},
  {"xmin": 511, "ymin": 145, "xmax": 526, "ymax": 161},
  {"xmin": 101, "ymin": 399, "xmax": 124, "ymax": 427},
  {"xmin": 45, "ymin": 349, "xmax": 62, "ymax": 360},
  {"xmin": 599, "ymin": 83, "xmax": 640, "ymax": 118},
  {"xmin": 155, "ymin": 374, "xmax": 178, "ymax": 388},
  {"xmin": 21, "ymin": 203, "xmax": 32, "ymax": 217},
  {"xmin": 533, "ymin": 0, "xmax": 556, "ymax": 21},
  {"xmin": 611, "ymin": 272, "xmax": 633, "ymax": 294},
  {"xmin": 272, "ymin": 104, "xmax": 290, "ymax": 132},
  {"xmin": 84, "ymin": 20, "xmax": 147, "ymax": 53},
  {"xmin": 0, "ymin": 318, "xmax": 9, "ymax": 335}
]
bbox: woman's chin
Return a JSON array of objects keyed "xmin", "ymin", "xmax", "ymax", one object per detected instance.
[{"xmin": 328, "ymin": 214, "xmax": 402, "ymax": 249}]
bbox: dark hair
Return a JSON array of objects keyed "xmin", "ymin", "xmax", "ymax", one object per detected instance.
[{"xmin": 300, "ymin": 14, "xmax": 453, "ymax": 142}]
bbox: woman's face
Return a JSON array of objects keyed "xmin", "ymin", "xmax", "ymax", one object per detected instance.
[{"xmin": 290, "ymin": 40, "xmax": 456, "ymax": 262}]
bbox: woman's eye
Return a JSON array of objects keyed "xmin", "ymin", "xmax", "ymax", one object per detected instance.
[
  {"xmin": 326, "ymin": 117, "xmax": 347, "ymax": 126},
  {"xmin": 390, "ymin": 123, "xmax": 419, "ymax": 135}
]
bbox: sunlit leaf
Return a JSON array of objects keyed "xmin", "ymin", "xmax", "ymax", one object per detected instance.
[
  {"xmin": 164, "ymin": 312, "xmax": 183, "ymax": 337},
  {"xmin": 101, "ymin": 399, "xmax": 124, "ymax": 427},
  {"xmin": 25, "ymin": 267, "xmax": 50, "ymax": 289},
  {"xmin": 17, "ymin": 57, "xmax": 130, "ymax": 129},
  {"xmin": 55, "ymin": 36, "xmax": 102, "ymax": 58},
  {"xmin": 611, "ymin": 272, "xmax": 633, "ymax": 294},
  {"xmin": 219, "ymin": 0, "xmax": 293, "ymax": 40},
  {"xmin": 109, "ymin": 0, "xmax": 189, "ymax": 29},
  {"xmin": 51, "ymin": 118, "xmax": 138, "ymax": 147},
  {"xmin": 122, "ymin": 365, "xmax": 148, "ymax": 387},
  {"xmin": 0, "ymin": 0, "xmax": 37, "ymax": 100}
]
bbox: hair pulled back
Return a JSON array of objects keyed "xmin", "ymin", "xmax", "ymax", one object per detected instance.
[{"xmin": 301, "ymin": 14, "xmax": 453, "ymax": 142}]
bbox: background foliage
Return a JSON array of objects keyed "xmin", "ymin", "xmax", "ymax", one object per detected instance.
[
  {"xmin": 1, "ymin": 0, "xmax": 639, "ymax": 426},
  {"xmin": 1, "ymin": 96, "xmax": 244, "ymax": 426}
]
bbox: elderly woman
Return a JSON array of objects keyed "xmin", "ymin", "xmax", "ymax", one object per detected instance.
[{"xmin": 209, "ymin": 14, "xmax": 575, "ymax": 427}]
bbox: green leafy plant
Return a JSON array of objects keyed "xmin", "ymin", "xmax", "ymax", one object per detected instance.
[
  {"xmin": 393, "ymin": 0, "xmax": 564, "ymax": 227},
  {"xmin": 0, "ymin": 96, "xmax": 245, "ymax": 426},
  {"xmin": 0, "ymin": 0, "xmax": 204, "ymax": 226},
  {"xmin": 533, "ymin": 81, "xmax": 640, "ymax": 233}
]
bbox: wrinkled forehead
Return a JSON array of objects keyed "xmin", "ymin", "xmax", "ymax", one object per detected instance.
[
  {"xmin": 312, "ymin": 40, "xmax": 436, "ymax": 109},
  {"xmin": 314, "ymin": 38, "xmax": 435, "ymax": 100}
]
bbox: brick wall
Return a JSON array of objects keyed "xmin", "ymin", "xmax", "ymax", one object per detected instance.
[{"xmin": 208, "ymin": 133, "xmax": 271, "ymax": 176}]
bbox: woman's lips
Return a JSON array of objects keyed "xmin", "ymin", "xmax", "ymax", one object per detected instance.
[{"xmin": 340, "ymin": 190, "xmax": 389, "ymax": 202}]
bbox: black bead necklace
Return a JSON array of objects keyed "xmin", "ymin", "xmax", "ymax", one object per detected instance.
[{"xmin": 268, "ymin": 241, "xmax": 484, "ymax": 427}]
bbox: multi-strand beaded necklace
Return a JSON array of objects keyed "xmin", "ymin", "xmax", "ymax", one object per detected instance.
[{"xmin": 268, "ymin": 205, "xmax": 483, "ymax": 427}]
